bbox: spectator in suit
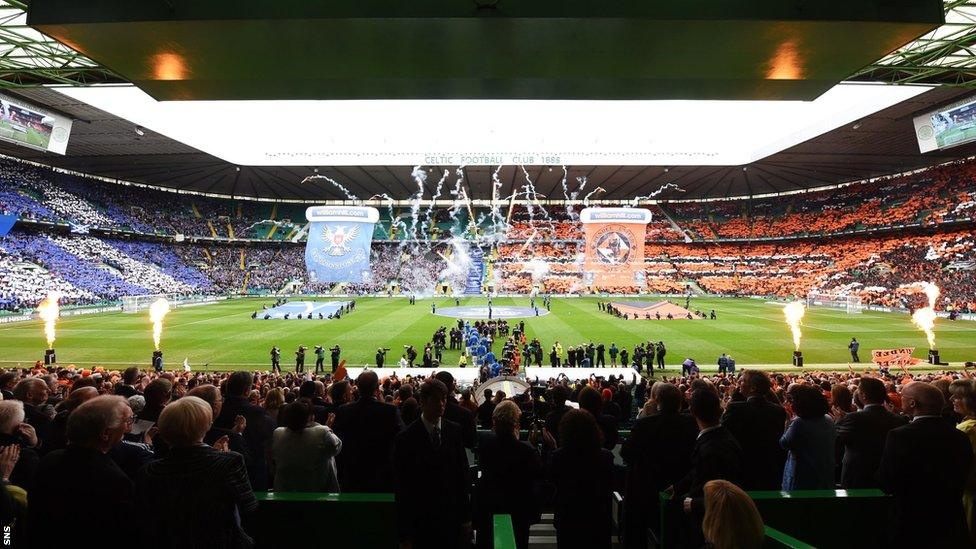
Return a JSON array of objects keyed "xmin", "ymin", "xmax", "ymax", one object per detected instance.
[
  {"xmin": 272, "ymin": 399, "xmax": 342, "ymax": 492},
  {"xmin": 114, "ymin": 366, "xmax": 141, "ymax": 398},
  {"xmin": 949, "ymin": 378, "xmax": 976, "ymax": 543},
  {"xmin": 721, "ymin": 370, "xmax": 788, "ymax": 490},
  {"xmin": 549, "ymin": 409, "xmax": 616, "ymax": 549},
  {"xmin": 214, "ymin": 371, "xmax": 275, "ymax": 491},
  {"xmin": 701, "ymin": 480, "xmax": 764, "ymax": 549},
  {"xmin": 879, "ymin": 382, "xmax": 973, "ymax": 547},
  {"xmin": 0, "ymin": 401, "xmax": 38, "ymax": 489},
  {"xmin": 435, "ymin": 371, "xmax": 477, "ymax": 449},
  {"xmin": 394, "ymin": 379, "xmax": 471, "ymax": 548},
  {"xmin": 621, "ymin": 382, "xmax": 698, "ymax": 549},
  {"xmin": 474, "ymin": 401, "xmax": 543, "ymax": 549},
  {"xmin": 27, "ymin": 396, "xmax": 136, "ymax": 549},
  {"xmin": 477, "ymin": 389, "xmax": 495, "ymax": 429},
  {"xmin": 12, "ymin": 378, "xmax": 52, "ymax": 442},
  {"xmin": 187, "ymin": 384, "xmax": 249, "ymax": 459},
  {"xmin": 671, "ymin": 388, "xmax": 744, "ymax": 547},
  {"xmin": 545, "ymin": 385, "xmax": 572, "ymax": 443},
  {"xmin": 0, "ymin": 372, "xmax": 19, "ymax": 401},
  {"xmin": 333, "ymin": 370, "xmax": 404, "ymax": 492},
  {"xmin": 835, "ymin": 377, "xmax": 906, "ymax": 488},
  {"xmin": 137, "ymin": 396, "xmax": 257, "ymax": 549},
  {"xmin": 40, "ymin": 386, "xmax": 97, "ymax": 454},
  {"xmin": 578, "ymin": 386, "xmax": 619, "ymax": 450},
  {"xmin": 780, "ymin": 384, "xmax": 835, "ymax": 490}
]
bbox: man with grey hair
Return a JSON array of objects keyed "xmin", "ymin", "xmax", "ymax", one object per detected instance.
[
  {"xmin": 879, "ymin": 382, "xmax": 972, "ymax": 547},
  {"xmin": 27, "ymin": 395, "xmax": 136, "ymax": 548},
  {"xmin": 12, "ymin": 378, "xmax": 52, "ymax": 440},
  {"xmin": 0, "ymin": 400, "xmax": 38, "ymax": 488}
]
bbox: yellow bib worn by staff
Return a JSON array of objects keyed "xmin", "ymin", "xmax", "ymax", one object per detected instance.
[{"xmin": 458, "ymin": 354, "xmax": 468, "ymax": 367}]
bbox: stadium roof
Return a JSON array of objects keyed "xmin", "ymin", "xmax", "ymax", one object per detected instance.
[{"xmin": 0, "ymin": 1, "xmax": 975, "ymax": 200}]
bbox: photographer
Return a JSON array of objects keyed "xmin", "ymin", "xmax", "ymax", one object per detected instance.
[
  {"xmin": 295, "ymin": 346, "xmax": 306, "ymax": 374},
  {"xmin": 375, "ymin": 348, "xmax": 390, "ymax": 368},
  {"xmin": 314, "ymin": 346, "xmax": 326, "ymax": 374},
  {"xmin": 330, "ymin": 345, "xmax": 341, "ymax": 373},
  {"xmin": 270, "ymin": 346, "xmax": 281, "ymax": 373}
]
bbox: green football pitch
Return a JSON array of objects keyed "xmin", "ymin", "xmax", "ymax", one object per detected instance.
[{"xmin": 1, "ymin": 297, "xmax": 973, "ymax": 372}]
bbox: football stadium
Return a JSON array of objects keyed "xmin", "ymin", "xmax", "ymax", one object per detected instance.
[{"xmin": 1, "ymin": 2, "xmax": 976, "ymax": 548}]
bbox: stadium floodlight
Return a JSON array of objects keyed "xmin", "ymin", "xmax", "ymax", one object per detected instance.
[{"xmin": 56, "ymin": 82, "xmax": 930, "ymax": 168}]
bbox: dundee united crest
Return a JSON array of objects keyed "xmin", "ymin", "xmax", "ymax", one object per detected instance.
[{"xmin": 593, "ymin": 228, "xmax": 633, "ymax": 265}]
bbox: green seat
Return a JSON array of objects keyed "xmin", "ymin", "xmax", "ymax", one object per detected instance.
[
  {"xmin": 251, "ymin": 492, "xmax": 396, "ymax": 548},
  {"xmin": 493, "ymin": 514, "xmax": 517, "ymax": 549}
]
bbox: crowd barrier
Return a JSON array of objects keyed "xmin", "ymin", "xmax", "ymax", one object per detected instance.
[
  {"xmin": 251, "ymin": 492, "xmax": 396, "ymax": 548},
  {"xmin": 658, "ymin": 489, "xmax": 888, "ymax": 549}
]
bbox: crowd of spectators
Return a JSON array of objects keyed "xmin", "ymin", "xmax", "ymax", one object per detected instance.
[{"xmin": 0, "ymin": 363, "xmax": 973, "ymax": 547}]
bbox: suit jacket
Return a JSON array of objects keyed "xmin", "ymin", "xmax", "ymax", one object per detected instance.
[
  {"xmin": 22, "ymin": 403, "xmax": 51, "ymax": 442},
  {"xmin": 621, "ymin": 411, "xmax": 699, "ymax": 508},
  {"xmin": 28, "ymin": 446, "xmax": 135, "ymax": 549},
  {"xmin": 477, "ymin": 401, "xmax": 495, "ymax": 430},
  {"xmin": 214, "ymin": 395, "xmax": 275, "ymax": 491},
  {"xmin": 675, "ymin": 426, "xmax": 744, "ymax": 511},
  {"xmin": 548, "ymin": 447, "xmax": 616, "ymax": 549},
  {"xmin": 136, "ymin": 445, "xmax": 258, "ymax": 549},
  {"xmin": 394, "ymin": 418, "xmax": 470, "ymax": 547},
  {"xmin": 879, "ymin": 417, "xmax": 973, "ymax": 547},
  {"xmin": 0, "ymin": 432, "xmax": 38, "ymax": 490},
  {"xmin": 474, "ymin": 432, "xmax": 542, "ymax": 547},
  {"xmin": 835, "ymin": 404, "xmax": 907, "ymax": 488},
  {"xmin": 445, "ymin": 398, "xmax": 477, "ymax": 449},
  {"xmin": 333, "ymin": 396, "xmax": 404, "ymax": 492},
  {"xmin": 721, "ymin": 397, "xmax": 788, "ymax": 490}
]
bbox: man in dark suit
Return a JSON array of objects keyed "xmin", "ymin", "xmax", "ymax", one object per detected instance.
[
  {"xmin": 477, "ymin": 389, "xmax": 496, "ymax": 430},
  {"xmin": 545, "ymin": 385, "xmax": 572, "ymax": 443},
  {"xmin": 333, "ymin": 370, "xmax": 404, "ymax": 492},
  {"xmin": 720, "ymin": 370, "xmax": 788, "ymax": 490},
  {"xmin": 13, "ymin": 378, "xmax": 52, "ymax": 442},
  {"xmin": 835, "ymin": 376, "xmax": 907, "ymax": 488},
  {"xmin": 394, "ymin": 379, "xmax": 471, "ymax": 548},
  {"xmin": 621, "ymin": 382, "xmax": 699, "ymax": 549},
  {"xmin": 879, "ymin": 382, "xmax": 972, "ymax": 547},
  {"xmin": 435, "ymin": 371, "xmax": 477, "ymax": 449},
  {"xmin": 27, "ymin": 396, "xmax": 136, "ymax": 549},
  {"xmin": 214, "ymin": 372, "xmax": 275, "ymax": 491},
  {"xmin": 671, "ymin": 388, "xmax": 744, "ymax": 547}
]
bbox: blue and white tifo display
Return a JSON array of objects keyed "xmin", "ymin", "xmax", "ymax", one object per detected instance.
[
  {"xmin": 304, "ymin": 206, "xmax": 379, "ymax": 284},
  {"xmin": 258, "ymin": 301, "xmax": 351, "ymax": 320}
]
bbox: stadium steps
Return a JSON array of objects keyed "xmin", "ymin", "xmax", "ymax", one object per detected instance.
[
  {"xmin": 528, "ymin": 514, "xmax": 621, "ymax": 548},
  {"xmin": 206, "ymin": 219, "xmax": 217, "ymax": 237},
  {"xmin": 191, "ymin": 202, "xmax": 202, "ymax": 219},
  {"xmin": 654, "ymin": 204, "xmax": 695, "ymax": 242}
]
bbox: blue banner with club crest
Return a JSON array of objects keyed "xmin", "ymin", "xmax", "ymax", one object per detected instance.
[{"xmin": 304, "ymin": 206, "xmax": 379, "ymax": 284}]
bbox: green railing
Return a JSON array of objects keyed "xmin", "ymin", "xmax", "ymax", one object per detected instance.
[
  {"xmin": 252, "ymin": 492, "xmax": 396, "ymax": 548},
  {"xmin": 658, "ymin": 489, "xmax": 889, "ymax": 549},
  {"xmin": 763, "ymin": 526, "xmax": 816, "ymax": 548},
  {"xmin": 493, "ymin": 514, "xmax": 517, "ymax": 549}
]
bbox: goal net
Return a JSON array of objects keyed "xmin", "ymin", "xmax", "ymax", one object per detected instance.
[
  {"xmin": 122, "ymin": 294, "xmax": 172, "ymax": 313},
  {"xmin": 806, "ymin": 291, "xmax": 863, "ymax": 314}
]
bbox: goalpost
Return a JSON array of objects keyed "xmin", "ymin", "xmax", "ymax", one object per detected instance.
[
  {"xmin": 122, "ymin": 294, "xmax": 173, "ymax": 313},
  {"xmin": 806, "ymin": 291, "xmax": 863, "ymax": 314}
]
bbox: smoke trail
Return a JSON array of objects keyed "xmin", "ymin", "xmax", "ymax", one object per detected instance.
[
  {"xmin": 782, "ymin": 301, "xmax": 806, "ymax": 351},
  {"xmin": 629, "ymin": 183, "xmax": 686, "ymax": 206},
  {"xmin": 37, "ymin": 290, "xmax": 61, "ymax": 349},
  {"xmin": 300, "ymin": 174, "xmax": 360, "ymax": 202},
  {"xmin": 149, "ymin": 298, "xmax": 171, "ymax": 351}
]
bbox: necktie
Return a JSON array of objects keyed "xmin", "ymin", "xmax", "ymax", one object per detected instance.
[{"xmin": 432, "ymin": 425, "xmax": 442, "ymax": 448}]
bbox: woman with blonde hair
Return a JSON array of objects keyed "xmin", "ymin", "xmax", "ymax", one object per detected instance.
[
  {"xmin": 262, "ymin": 387, "xmax": 285, "ymax": 424},
  {"xmin": 701, "ymin": 480, "xmax": 764, "ymax": 549}
]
